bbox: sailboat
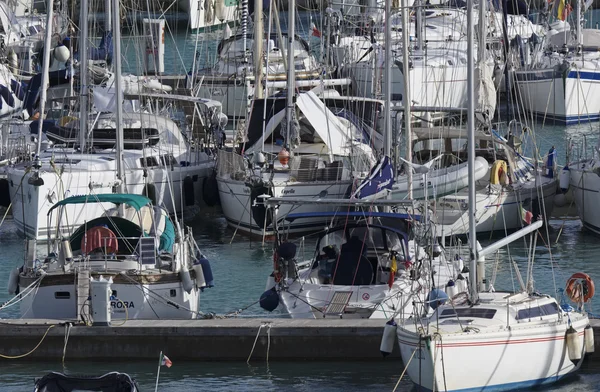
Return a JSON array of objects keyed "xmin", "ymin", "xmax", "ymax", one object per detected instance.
[
  {"xmin": 6, "ymin": 0, "xmax": 211, "ymax": 320},
  {"xmin": 11, "ymin": 193, "xmax": 209, "ymax": 320},
  {"xmin": 394, "ymin": 3, "xmax": 591, "ymax": 389},
  {"xmin": 179, "ymin": 0, "xmax": 239, "ymax": 31},
  {"xmin": 4, "ymin": 0, "xmax": 220, "ymax": 241},
  {"xmin": 514, "ymin": 0, "xmax": 600, "ymax": 124},
  {"xmin": 215, "ymin": 0, "xmax": 376, "ymax": 236}
]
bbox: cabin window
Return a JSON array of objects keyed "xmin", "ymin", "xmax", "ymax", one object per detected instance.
[
  {"xmin": 140, "ymin": 157, "xmax": 159, "ymax": 167},
  {"xmin": 516, "ymin": 302, "xmax": 559, "ymax": 320},
  {"xmin": 169, "ymin": 289, "xmax": 177, "ymax": 297},
  {"xmin": 160, "ymin": 154, "xmax": 178, "ymax": 166},
  {"xmin": 440, "ymin": 308, "xmax": 497, "ymax": 319},
  {"xmin": 53, "ymin": 159, "xmax": 81, "ymax": 165},
  {"xmin": 54, "ymin": 291, "xmax": 71, "ymax": 299},
  {"xmin": 348, "ymin": 227, "xmax": 385, "ymax": 249}
]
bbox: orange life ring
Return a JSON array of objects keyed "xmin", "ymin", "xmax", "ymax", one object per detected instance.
[{"xmin": 566, "ymin": 272, "xmax": 595, "ymax": 303}]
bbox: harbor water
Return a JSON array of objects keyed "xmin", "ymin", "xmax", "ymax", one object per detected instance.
[{"xmin": 0, "ymin": 13, "xmax": 600, "ymax": 391}]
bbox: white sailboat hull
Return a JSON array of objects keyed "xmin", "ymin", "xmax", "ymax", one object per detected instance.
[
  {"xmin": 8, "ymin": 160, "xmax": 213, "ymax": 241},
  {"xmin": 19, "ymin": 278, "xmax": 199, "ymax": 320},
  {"xmin": 217, "ymin": 176, "xmax": 352, "ymax": 236},
  {"xmin": 436, "ymin": 175, "xmax": 557, "ymax": 236},
  {"xmin": 397, "ymin": 316, "xmax": 587, "ymax": 391},
  {"xmin": 514, "ymin": 66, "xmax": 600, "ymax": 124}
]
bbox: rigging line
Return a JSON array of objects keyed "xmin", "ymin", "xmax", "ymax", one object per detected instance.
[{"xmin": 392, "ymin": 345, "xmax": 417, "ymax": 392}]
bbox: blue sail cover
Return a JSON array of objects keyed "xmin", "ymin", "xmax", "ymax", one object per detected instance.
[{"xmin": 353, "ymin": 155, "xmax": 394, "ymax": 199}]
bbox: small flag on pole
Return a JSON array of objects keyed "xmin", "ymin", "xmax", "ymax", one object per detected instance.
[
  {"xmin": 161, "ymin": 354, "xmax": 172, "ymax": 368},
  {"xmin": 521, "ymin": 207, "xmax": 533, "ymax": 225},
  {"xmin": 311, "ymin": 22, "xmax": 322, "ymax": 38}
]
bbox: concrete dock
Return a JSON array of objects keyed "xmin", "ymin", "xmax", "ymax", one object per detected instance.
[{"xmin": 0, "ymin": 318, "xmax": 599, "ymax": 362}]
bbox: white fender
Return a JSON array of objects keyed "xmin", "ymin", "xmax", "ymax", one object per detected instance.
[
  {"xmin": 559, "ymin": 166, "xmax": 570, "ymax": 192},
  {"xmin": 7, "ymin": 267, "xmax": 19, "ymax": 295},
  {"xmin": 180, "ymin": 268, "xmax": 194, "ymax": 293},
  {"xmin": 585, "ymin": 324, "xmax": 595, "ymax": 354},
  {"xmin": 380, "ymin": 319, "xmax": 397, "ymax": 357},
  {"xmin": 193, "ymin": 263, "xmax": 206, "ymax": 288},
  {"xmin": 566, "ymin": 326, "xmax": 582, "ymax": 363}
]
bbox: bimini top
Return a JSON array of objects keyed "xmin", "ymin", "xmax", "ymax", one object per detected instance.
[
  {"xmin": 48, "ymin": 194, "xmax": 152, "ymax": 215},
  {"xmin": 34, "ymin": 371, "xmax": 140, "ymax": 392}
]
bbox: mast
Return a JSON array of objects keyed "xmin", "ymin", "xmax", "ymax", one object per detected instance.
[
  {"xmin": 383, "ymin": 0, "xmax": 391, "ymax": 158},
  {"xmin": 112, "ymin": 0, "xmax": 125, "ymax": 199},
  {"xmin": 33, "ymin": 0, "xmax": 55, "ymax": 162},
  {"xmin": 467, "ymin": 0, "xmax": 478, "ymax": 303},
  {"xmin": 78, "ymin": 0, "xmax": 89, "ymax": 150},
  {"xmin": 285, "ymin": 0, "xmax": 295, "ymax": 148},
  {"xmin": 400, "ymin": 0, "xmax": 412, "ymax": 198},
  {"xmin": 253, "ymin": 0, "xmax": 263, "ymax": 99}
]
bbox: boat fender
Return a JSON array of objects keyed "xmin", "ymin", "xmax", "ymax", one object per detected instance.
[
  {"xmin": 278, "ymin": 241, "xmax": 297, "ymax": 260},
  {"xmin": 559, "ymin": 166, "xmax": 570, "ymax": 193},
  {"xmin": 566, "ymin": 325, "xmax": 582, "ymax": 363},
  {"xmin": 445, "ymin": 280, "xmax": 458, "ymax": 298},
  {"xmin": 183, "ymin": 176, "xmax": 195, "ymax": 207},
  {"xmin": 215, "ymin": 0, "xmax": 226, "ymax": 20},
  {"xmin": 54, "ymin": 44, "xmax": 70, "ymax": 62},
  {"xmin": 259, "ymin": 287, "xmax": 280, "ymax": 312},
  {"xmin": 490, "ymin": 160, "xmax": 509, "ymax": 185},
  {"xmin": 202, "ymin": 172, "xmax": 220, "ymax": 207},
  {"xmin": 380, "ymin": 319, "xmax": 397, "ymax": 357},
  {"xmin": 585, "ymin": 324, "xmax": 595, "ymax": 354},
  {"xmin": 566, "ymin": 272, "xmax": 595, "ymax": 303},
  {"xmin": 180, "ymin": 267, "xmax": 194, "ymax": 294},
  {"xmin": 0, "ymin": 178, "xmax": 10, "ymax": 207},
  {"xmin": 7, "ymin": 267, "xmax": 19, "ymax": 295},
  {"xmin": 426, "ymin": 289, "xmax": 448, "ymax": 311},
  {"xmin": 195, "ymin": 252, "xmax": 214, "ymax": 287},
  {"xmin": 192, "ymin": 260, "xmax": 206, "ymax": 289}
]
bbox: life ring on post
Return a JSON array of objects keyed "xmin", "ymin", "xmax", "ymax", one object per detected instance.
[{"xmin": 566, "ymin": 272, "xmax": 595, "ymax": 304}]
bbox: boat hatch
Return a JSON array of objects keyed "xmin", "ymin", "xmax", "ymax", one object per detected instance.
[{"xmin": 515, "ymin": 302, "xmax": 559, "ymax": 320}]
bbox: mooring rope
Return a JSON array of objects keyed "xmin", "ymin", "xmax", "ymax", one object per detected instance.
[{"xmin": 0, "ymin": 324, "xmax": 55, "ymax": 359}]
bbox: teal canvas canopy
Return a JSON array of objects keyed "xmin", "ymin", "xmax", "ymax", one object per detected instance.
[{"xmin": 48, "ymin": 194, "xmax": 152, "ymax": 215}]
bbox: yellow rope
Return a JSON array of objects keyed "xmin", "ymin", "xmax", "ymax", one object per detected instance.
[
  {"xmin": 392, "ymin": 346, "xmax": 417, "ymax": 392},
  {"xmin": 110, "ymin": 299, "xmax": 129, "ymax": 327},
  {"xmin": 0, "ymin": 324, "xmax": 55, "ymax": 359}
]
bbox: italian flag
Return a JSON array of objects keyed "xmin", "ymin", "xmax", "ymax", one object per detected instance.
[
  {"xmin": 521, "ymin": 207, "xmax": 533, "ymax": 225},
  {"xmin": 161, "ymin": 354, "xmax": 172, "ymax": 368}
]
